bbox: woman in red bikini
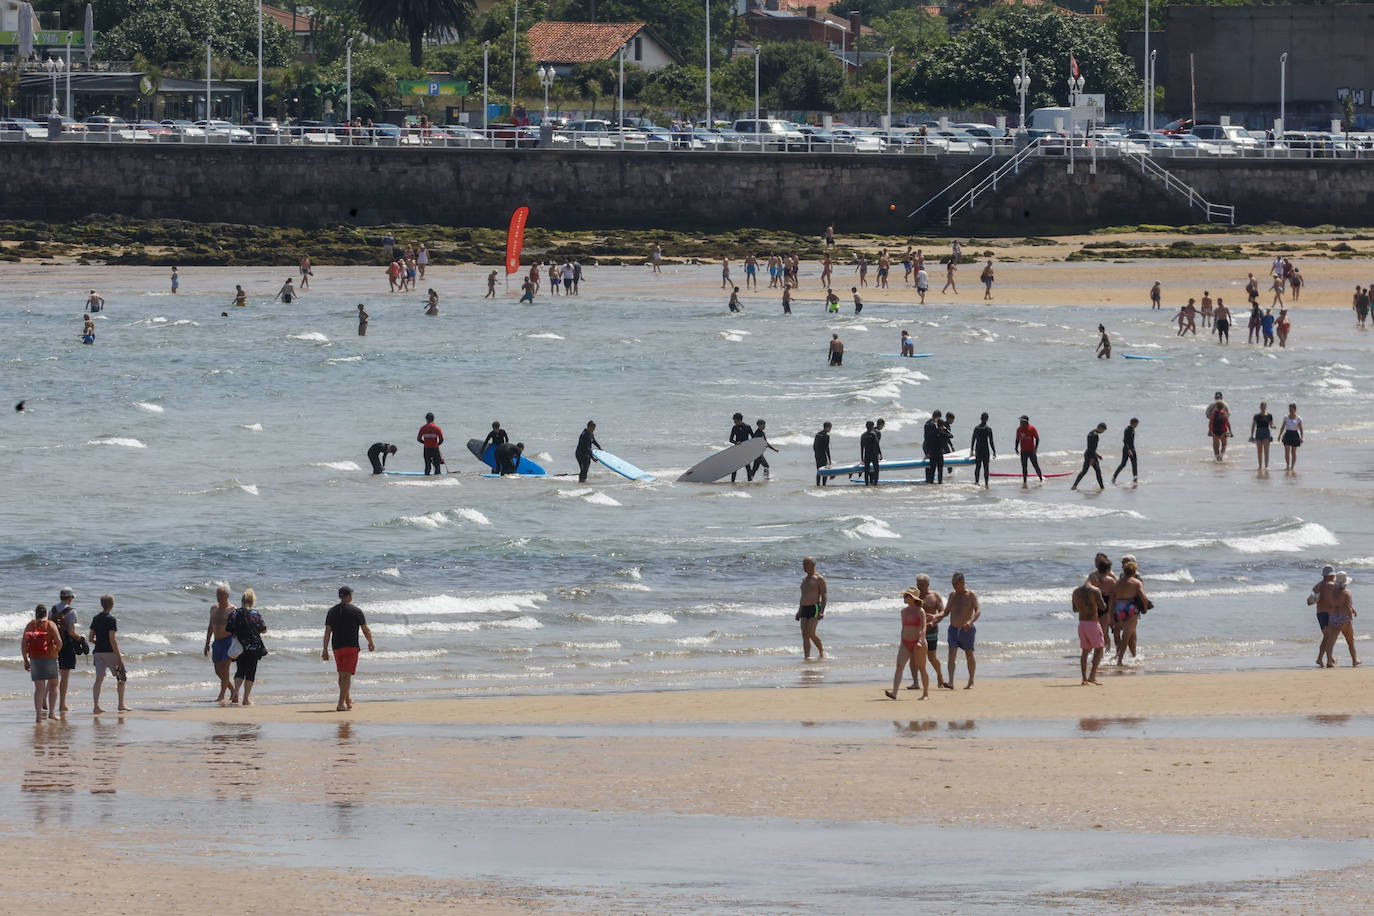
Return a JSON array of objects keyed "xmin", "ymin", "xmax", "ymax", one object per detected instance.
[{"xmin": 886, "ymin": 587, "xmax": 928, "ymax": 699}]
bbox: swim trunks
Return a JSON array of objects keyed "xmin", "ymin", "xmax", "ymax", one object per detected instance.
[
  {"xmin": 797, "ymin": 603, "xmax": 822, "ymax": 620},
  {"xmin": 1317, "ymin": 612, "xmax": 1329, "ymax": 630},
  {"xmin": 211, "ymin": 635, "xmax": 233, "ymax": 663},
  {"xmin": 925, "ymin": 627, "xmax": 938, "ymax": 652},
  {"xmin": 948, "ymin": 624, "xmax": 975, "ymax": 652},
  {"xmin": 1112, "ymin": 598, "xmax": 1138, "ymax": 623},
  {"xmin": 333, "ymin": 646, "xmax": 360, "ymax": 674},
  {"xmin": 1078, "ymin": 620, "xmax": 1105, "ymax": 650}
]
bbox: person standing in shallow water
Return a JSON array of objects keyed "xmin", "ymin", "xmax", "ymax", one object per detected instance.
[
  {"xmin": 944, "ymin": 572, "xmax": 980, "ymax": 689},
  {"xmin": 356, "ymin": 304, "xmax": 368, "ymax": 336},
  {"xmin": 1096, "ymin": 324, "xmax": 1111, "ymax": 359},
  {"xmin": 322, "ymin": 585, "xmax": 374, "ymax": 712},
  {"xmin": 885, "ymin": 587, "xmax": 928, "ymax": 700},
  {"xmin": 797, "ymin": 557, "xmax": 827, "ymax": 660}
]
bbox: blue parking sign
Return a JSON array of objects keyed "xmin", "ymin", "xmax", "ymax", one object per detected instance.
[{"xmin": 428, "ymin": 81, "xmax": 440, "ymax": 96}]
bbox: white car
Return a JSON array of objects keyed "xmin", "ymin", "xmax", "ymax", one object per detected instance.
[
  {"xmin": 830, "ymin": 127, "xmax": 885, "ymax": 152},
  {"xmin": 194, "ymin": 119, "xmax": 252, "ymax": 142},
  {"xmin": 161, "ymin": 119, "xmax": 206, "ymax": 139}
]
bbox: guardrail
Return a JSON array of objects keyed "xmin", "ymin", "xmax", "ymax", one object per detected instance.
[{"xmin": 6, "ymin": 125, "xmax": 1374, "ymax": 160}]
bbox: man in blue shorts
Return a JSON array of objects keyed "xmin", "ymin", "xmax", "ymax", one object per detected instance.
[{"xmin": 944, "ymin": 572, "xmax": 981, "ymax": 689}]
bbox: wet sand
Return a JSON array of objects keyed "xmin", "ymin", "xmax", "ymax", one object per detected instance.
[{"xmin": 6, "ymin": 669, "xmax": 1372, "ymax": 913}]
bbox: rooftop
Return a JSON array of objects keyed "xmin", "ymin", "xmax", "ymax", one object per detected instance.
[{"xmin": 527, "ymin": 21, "xmax": 647, "ymax": 65}]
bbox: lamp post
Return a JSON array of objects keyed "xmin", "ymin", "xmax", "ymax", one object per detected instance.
[
  {"xmin": 1278, "ymin": 51, "xmax": 1287, "ymax": 136},
  {"xmin": 47, "ymin": 57, "xmax": 58, "ymax": 118},
  {"xmin": 205, "ymin": 42, "xmax": 212, "ymax": 143},
  {"xmin": 753, "ymin": 46, "xmax": 760, "ymax": 123},
  {"xmin": 1147, "ymin": 50, "xmax": 1156, "ymax": 132},
  {"xmin": 537, "ymin": 65, "xmax": 554, "ymax": 121},
  {"xmin": 1143, "ymin": 0, "xmax": 1150, "ymax": 131},
  {"xmin": 617, "ymin": 42, "xmax": 625, "ymax": 138},
  {"xmin": 511, "ymin": 0, "xmax": 519, "ymax": 111},
  {"xmin": 1067, "ymin": 74, "xmax": 1084, "ymax": 106},
  {"xmin": 1012, "ymin": 48, "xmax": 1029, "ymax": 131},
  {"xmin": 884, "ymin": 46, "xmax": 894, "ymax": 130},
  {"xmin": 64, "ymin": 37, "xmax": 71, "ymax": 118},
  {"xmin": 345, "ymin": 38, "xmax": 353, "ymax": 125},
  {"xmin": 704, "ymin": 0, "xmax": 712, "ymax": 127},
  {"xmin": 482, "ymin": 41, "xmax": 490, "ymax": 136},
  {"xmin": 257, "ymin": 0, "xmax": 263, "ymax": 121}
]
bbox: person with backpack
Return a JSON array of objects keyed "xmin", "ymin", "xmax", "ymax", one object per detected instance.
[
  {"xmin": 49, "ymin": 586, "xmax": 82, "ymax": 713},
  {"xmin": 22, "ymin": 604, "xmax": 62, "ymax": 722},
  {"xmin": 228, "ymin": 588, "xmax": 269, "ymax": 706}
]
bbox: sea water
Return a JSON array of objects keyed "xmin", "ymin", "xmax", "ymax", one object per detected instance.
[{"xmin": 0, "ymin": 264, "xmax": 1369, "ymax": 705}]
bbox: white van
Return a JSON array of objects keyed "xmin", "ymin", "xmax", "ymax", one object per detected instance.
[{"xmin": 732, "ymin": 118, "xmax": 806, "ymax": 150}]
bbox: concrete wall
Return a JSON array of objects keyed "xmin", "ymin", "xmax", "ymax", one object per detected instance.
[{"xmin": 1, "ymin": 142, "xmax": 1372, "ymax": 234}]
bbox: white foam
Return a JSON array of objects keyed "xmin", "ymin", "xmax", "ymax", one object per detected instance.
[
  {"xmin": 1224, "ymin": 522, "xmax": 1338, "ymax": 553},
  {"xmin": 134, "ymin": 402, "xmax": 164, "ymax": 413},
  {"xmin": 376, "ymin": 567, "xmax": 403, "ymax": 578},
  {"xmin": 370, "ymin": 592, "xmax": 546, "ymax": 616},
  {"xmin": 453, "ymin": 508, "xmax": 491, "ymax": 526},
  {"xmin": 171, "ymin": 319, "xmax": 196, "ymax": 326},
  {"xmin": 583, "ymin": 492, "xmax": 622, "ymax": 506},
  {"xmin": 313, "ymin": 460, "xmax": 361, "ymax": 471},
  {"xmin": 570, "ymin": 611, "xmax": 676, "ymax": 625},
  {"xmin": 840, "ymin": 515, "xmax": 901, "ymax": 540},
  {"xmin": 236, "ymin": 484, "xmax": 259, "ymax": 496},
  {"xmin": 616, "ymin": 566, "xmax": 643, "ymax": 581},
  {"xmin": 327, "ymin": 355, "xmax": 363, "ymax": 363},
  {"xmin": 527, "ymin": 333, "xmax": 564, "ymax": 339},
  {"xmin": 398, "ymin": 511, "xmax": 451, "ymax": 529},
  {"xmin": 86, "ymin": 437, "xmax": 146, "ymax": 448},
  {"xmin": 556, "ymin": 640, "xmax": 622, "ymax": 650},
  {"xmin": 1341, "ymin": 557, "xmax": 1374, "ymax": 568},
  {"xmin": 240, "ymin": 423, "xmax": 263, "ymax": 432},
  {"xmin": 1150, "ymin": 568, "xmax": 1195, "ymax": 583},
  {"xmin": 288, "ymin": 332, "xmax": 330, "ymax": 342}
]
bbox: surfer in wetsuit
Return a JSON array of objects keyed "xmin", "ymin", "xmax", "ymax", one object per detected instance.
[
  {"xmin": 367, "ymin": 442, "xmax": 398, "ymax": 475},
  {"xmin": 729, "ymin": 412, "xmax": 752, "ymax": 483},
  {"xmin": 480, "ymin": 421, "xmax": 509, "ymax": 457},
  {"xmin": 575, "ymin": 422, "xmax": 601, "ymax": 483},
  {"xmin": 494, "ymin": 441, "xmax": 524, "ymax": 476},
  {"xmin": 1071, "ymin": 423, "xmax": 1108, "ymax": 491},
  {"xmin": 969, "ymin": 412, "xmax": 996, "ymax": 489},
  {"xmin": 923, "ymin": 411, "xmax": 946, "ymax": 484},
  {"xmin": 813, "ymin": 422, "xmax": 832, "ymax": 486},
  {"xmin": 859, "ymin": 420, "xmax": 882, "ymax": 486},
  {"xmin": 747, "ymin": 419, "xmax": 779, "ymax": 481},
  {"xmin": 417, "ymin": 412, "xmax": 444, "ymax": 475}
]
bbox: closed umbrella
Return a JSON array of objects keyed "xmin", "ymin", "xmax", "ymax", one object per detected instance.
[
  {"xmin": 18, "ymin": 3, "xmax": 35, "ymax": 61},
  {"xmin": 84, "ymin": 4, "xmax": 94, "ymax": 63}
]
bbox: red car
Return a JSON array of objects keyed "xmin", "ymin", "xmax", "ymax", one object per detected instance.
[{"xmin": 1159, "ymin": 118, "xmax": 1195, "ymax": 135}]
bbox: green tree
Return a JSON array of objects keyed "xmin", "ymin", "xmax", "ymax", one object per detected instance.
[
  {"xmin": 871, "ymin": 9, "xmax": 947, "ymax": 58},
  {"xmin": 641, "ymin": 64, "xmax": 705, "ymax": 109},
  {"xmin": 98, "ymin": 0, "xmax": 296, "ymax": 69},
  {"xmin": 902, "ymin": 8, "xmax": 1140, "ymax": 111},
  {"xmin": 355, "ymin": 0, "xmax": 478, "ymax": 67}
]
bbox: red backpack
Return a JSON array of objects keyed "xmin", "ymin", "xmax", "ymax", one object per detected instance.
[{"xmin": 23, "ymin": 623, "xmax": 51, "ymax": 656}]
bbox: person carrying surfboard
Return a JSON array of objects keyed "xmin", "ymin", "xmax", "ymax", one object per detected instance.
[
  {"xmin": 575, "ymin": 422, "xmax": 601, "ymax": 483},
  {"xmin": 746, "ymin": 419, "xmax": 779, "ymax": 481},
  {"xmin": 417, "ymin": 413, "xmax": 444, "ymax": 476},
  {"xmin": 729, "ymin": 413, "xmax": 752, "ymax": 483},
  {"xmin": 480, "ymin": 421, "xmax": 509, "ymax": 456}
]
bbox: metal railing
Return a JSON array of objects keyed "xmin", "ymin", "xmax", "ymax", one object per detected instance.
[
  {"xmin": 944, "ymin": 140, "xmax": 1046, "ymax": 226},
  {"xmin": 906, "ymin": 150, "xmax": 1002, "ymax": 221},
  {"xmin": 1128, "ymin": 152, "xmax": 1236, "ymax": 224}
]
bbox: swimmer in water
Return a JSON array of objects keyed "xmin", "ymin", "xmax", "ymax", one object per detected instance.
[
  {"xmin": 231, "ymin": 285, "xmax": 247, "ymax": 308},
  {"xmin": 900, "ymin": 330, "xmax": 915, "ymax": 356},
  {"xmin": 85, "ymin": 290, "xmax": 104, "ymax": 313},
  {"xmin": 728, "ymin": 287, "xmax": 742, "ymax": 312},
  {"xmin": 425, "ymin": 289, "xmax": 439, "ymax": 315},
  {"xmin": 1096, "ymin": 324, "xmax": 1111, "ymax": 359},
  {"xmin": 82, "ymin": 314, "xmax": 95, "ymax": 344},
  {"xmin": 275, "ymin": 278, "xmax": 296, "ymax": 304}
]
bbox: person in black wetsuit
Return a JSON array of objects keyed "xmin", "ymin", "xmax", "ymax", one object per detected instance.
[
  {"xmin": 859, "ymin": 420, "xmax": 881, "ymax": 485},
  {"xmin": 1072, "ymin": 422, "xmax": 1108, "ymax": 490},
  {"xmin": 1112, "ymin": 418, "xmax": 1140, "ymax": 484},
  {"xmin": 747, "ymin": 419, "xmax": 780, "ymax": 481},
  {"xmin": 480, "ymin": 421, "xmax": 509, "ymax": 457},
  {"xmin": 494, "ymin": 441, "xmax": 524, "ymax": 475},
  {"xmin": 813, "ymin": 422, "xmax": 832, "ymax": 486},
  {"xmin": 367, "ymin": 442, "xmax": 398, "ymax": 475},
  {"xmin": 969, "ymin": 413, "xmax": 996, "ymax": 488},
  {"xmin": 923, "ymin": 410, "xmax": 946, "ymax": 484},
  {"xmin": 729, "ymin": 412, "xmax": 752, "ymax": 483},
  {"xmin": 575, "ymin": 421, "xmax": 601, "ymax": 483}
]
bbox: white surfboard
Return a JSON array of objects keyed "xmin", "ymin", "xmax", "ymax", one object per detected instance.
[{"xmin": 677, "ymin": 438, "xmax": 769, "ymax": 483}]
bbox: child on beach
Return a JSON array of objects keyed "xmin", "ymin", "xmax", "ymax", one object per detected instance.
[{"xmin": 886, "ymin": 587, "xmax": 928, "ymax": 700}]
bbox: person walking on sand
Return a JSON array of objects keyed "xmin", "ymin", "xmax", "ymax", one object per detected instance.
[
  {"xmin": 824, "ymin": 224, "xmax": 835, "ymax": 248},
  {"xmin": 813, "ymin": 421, "xmax": 833, "ymax": 486},
  {"xmin": 1096, "ymin": 324, "xmax": 1111, "ymax": 359},
  {"xmin": 1149, "ymin": 281, "xmax": 1161, "ymax": 309},
  {"xmin": 48, "ymin": 587, "xmax": 80, "ymax": 713},
  {"xmin": 21, "ymin": 604, "xmax": 62, "ymax": 721},
  {"xmin": 322, "ymin": 586, "xmax": 374, "ymax": 711},
  {"xmin": 89, "ymin": 594, "xmax": 129, "ymax": 713},
  {"xmin": 1250, "ymin": 402, "xmax": 1274, "ymax": 470},
  {"xmin": 1112, "ymin": 418, "xmax": 1140, "ymax": 484},
  {"xmin": 856, "ymin": 254, "xmax": 869, "ymax": 288},
  {"xmin": 1311, "ymin": 565, "xmax": 1338, "ymax": 666},
  {"xmin": 1271, "ymin": 274, "xmax": 1285, "ymax": 307},
  {"xmin": 797, "ymin": 557, "xmax": 827, "ymax": 660},
  {"xmin": 910, "ymin": 574, "xmax": 948, "ymax": 689},
  {"xmin": 1071, "ymin": 422, "xmax": 1108, "ymax": 491},
  {"xmin": 721, "ymin": 257, "xmax": 731, "ymax": 290},
  {"xmin": 886, "ymin": 587, "xmax": 929, "ymax": 700},
  {"xmin": 204, "ymin": 585, "xmax": 238, "ymax": 705},
  {"xmin": 829, "ymin": 333, "xmax": 844, "ymax": 366},
  {"xmin": 1318, "ymin": 572, "xmax": 1361, "ymax": 669},
  {"xmin": 1074, "ymin": 577, "xmax": 1107, "ymax": 685},
  {"xmin": 1281, "ymin": 402, "xmax": 1304, "ymax": 471},
  {"xmin": 1213, "ymin": 299, "xmax": 1231, "ymax": 344},
  {"xmin": 1014, "ymin": 415, "xmax": 1043, "ymax": 486},
  {"xmin": 1111, "ymin": 559, "xmax": 1148, "ymax": 666},
  {"xmin": 915, "ymin": 265, "xmax": 929, "ymax": 303},
  {"xmin": 943, "ymin": 572, "xmax": 980, "ymax": 689},
  {"xmin": 980, "ymin": 260, "xmax": 995, "ymax": 300},
  {"xmin": 969, "ymin": 412, "xmax": 996, "ymax": 489},
  {"xmin": 228, "ymin": 589, "xmax": 268, "ymax": 705},
  {"xmin": 651, "ymin": 243, "xmax": 662, "ymax": 273},
  {"xmin": 942, "ymin": 258, "xmax": 957, "ymax": 294}
]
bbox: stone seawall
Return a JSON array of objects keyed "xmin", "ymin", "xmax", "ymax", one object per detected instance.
[{"xmin": 0, "ymin": 143, "xmax": 1368, "ymax": 233}]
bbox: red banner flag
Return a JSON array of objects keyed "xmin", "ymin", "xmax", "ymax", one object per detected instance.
[
  {"xmin": 505, "ymin": 206, "xmax": 529, "ymax": 275},
  {"xmin": 1069, "ymin": 54, "xmax": 1080, "ymax": 80}
]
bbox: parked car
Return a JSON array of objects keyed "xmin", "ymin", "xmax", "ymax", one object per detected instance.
[
  {"xmin": 82, "ymin": 115, "xmax": 130, "ymax": 133},
  {"xmin": 1189, "ymin": 124, "xmax": 1262, "ymax": 152},
  {"xmin": 248, "ymin": 118, "xmax": 286, "ymax": 144},
  {"xmin": 136, "ymin": 119, "xmax": 174, "ymax": 138},
  {"xmin": 732, "ymin": 118, "xmax": 806, "ymax": 150},
  {"xmin": 931, "ymin": 129, "xmax": 991, "ymax": 153},
  {"xmin": 0, "ymin": 117, "xmax": 47, "ymax": 140},
  {"xmin": 160, "ymin": 119, "xmax": 206, "ymax": 139},
  {"xmin": 486, "ymin": 122, "xmax": 539, "ymax": 148},
  {"xmin": 193, "ymin": 119, "xmax": 252, "ymax": 142},
  {"xmin": 830, "ymin": 127, "xmax": 885, "ymax": 152}
]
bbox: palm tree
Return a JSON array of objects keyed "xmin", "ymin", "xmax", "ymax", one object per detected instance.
[{"xmin": 356, "ymin": 0, "xmax": 477, "ymax": 67}]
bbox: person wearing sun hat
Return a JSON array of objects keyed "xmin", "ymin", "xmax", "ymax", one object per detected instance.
[{"xmin": 886, "ymin": 586, "xmax": 929, "ymax": 700}]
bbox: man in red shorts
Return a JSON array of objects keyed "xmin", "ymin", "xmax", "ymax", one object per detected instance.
[{"xmin": 322, "ymin": 585, "xmax": 375, "ymax": 712}]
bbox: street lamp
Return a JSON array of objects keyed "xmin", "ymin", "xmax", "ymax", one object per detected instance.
[
  {"xmin": 753, "ymin": 47, "xmax": 760, "ymax": 123},
  {"xmin": 257, "ymin": 0, "xmax": 263, "ymax": 121},
  {"xmin": 1143, "ymin": 0, "xmax": 1150, "ymax": 131},
  {"xmin": 884, "ymin": 46, "xmax": 894, "ymax": 130},
  {"xmin": 1067, "ymin": 74, "xmax": 1085, "ymax": 106},
  {"xmin": 1279, "ymin": 51, "xmax": 1288, "ymax": 136},
  {"xmin": 618, "ymin": 43, "xmax": 625, "ymax": 137},
  {"xmin": 482, "ymin": 41, "xmax": 490, "ymax": 136},
  {"xmin": 345, "ymin": 38, "xmax": 353, "ymax": 126},
  {"xmin": 704, "ymin": 0, "xmax": 712, "ymax": 127},
  {"xmin": 537, "ymin": 65, "xmax": 554, "ymax": 121},
  {"xmin": 1012, "ymin": 48, "xmax": 1030, "ymax": 131},
  {"xmin": 511, "ymin": 0, "xmax": 519, "ymax": 111},
  {"xmin": 47, "ymin": 57, "xmax": 58, "ymax": 117},
  {"xmin": 1147, "ymin": 50, "xmax": 1157, "ymax": 131}
]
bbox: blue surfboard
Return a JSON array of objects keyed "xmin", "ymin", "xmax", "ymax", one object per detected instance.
[
  {"xmin": 820, "ymin": 455, "xmax": 977, "ymax": 477},
  {"xmin": 591, "ymin": 448, "xmax": 655, "ymax": 482},
  {"xmin": 877, "ymin": 353, "xmax": 933, "ymax": 358},
  {"xmin": 1122, "ymin": 354, "xmax": 1173, "ymax": 360},
  {"xmin": 466, "ymin": 438, "xmax": 546, "ymax": 476}
]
